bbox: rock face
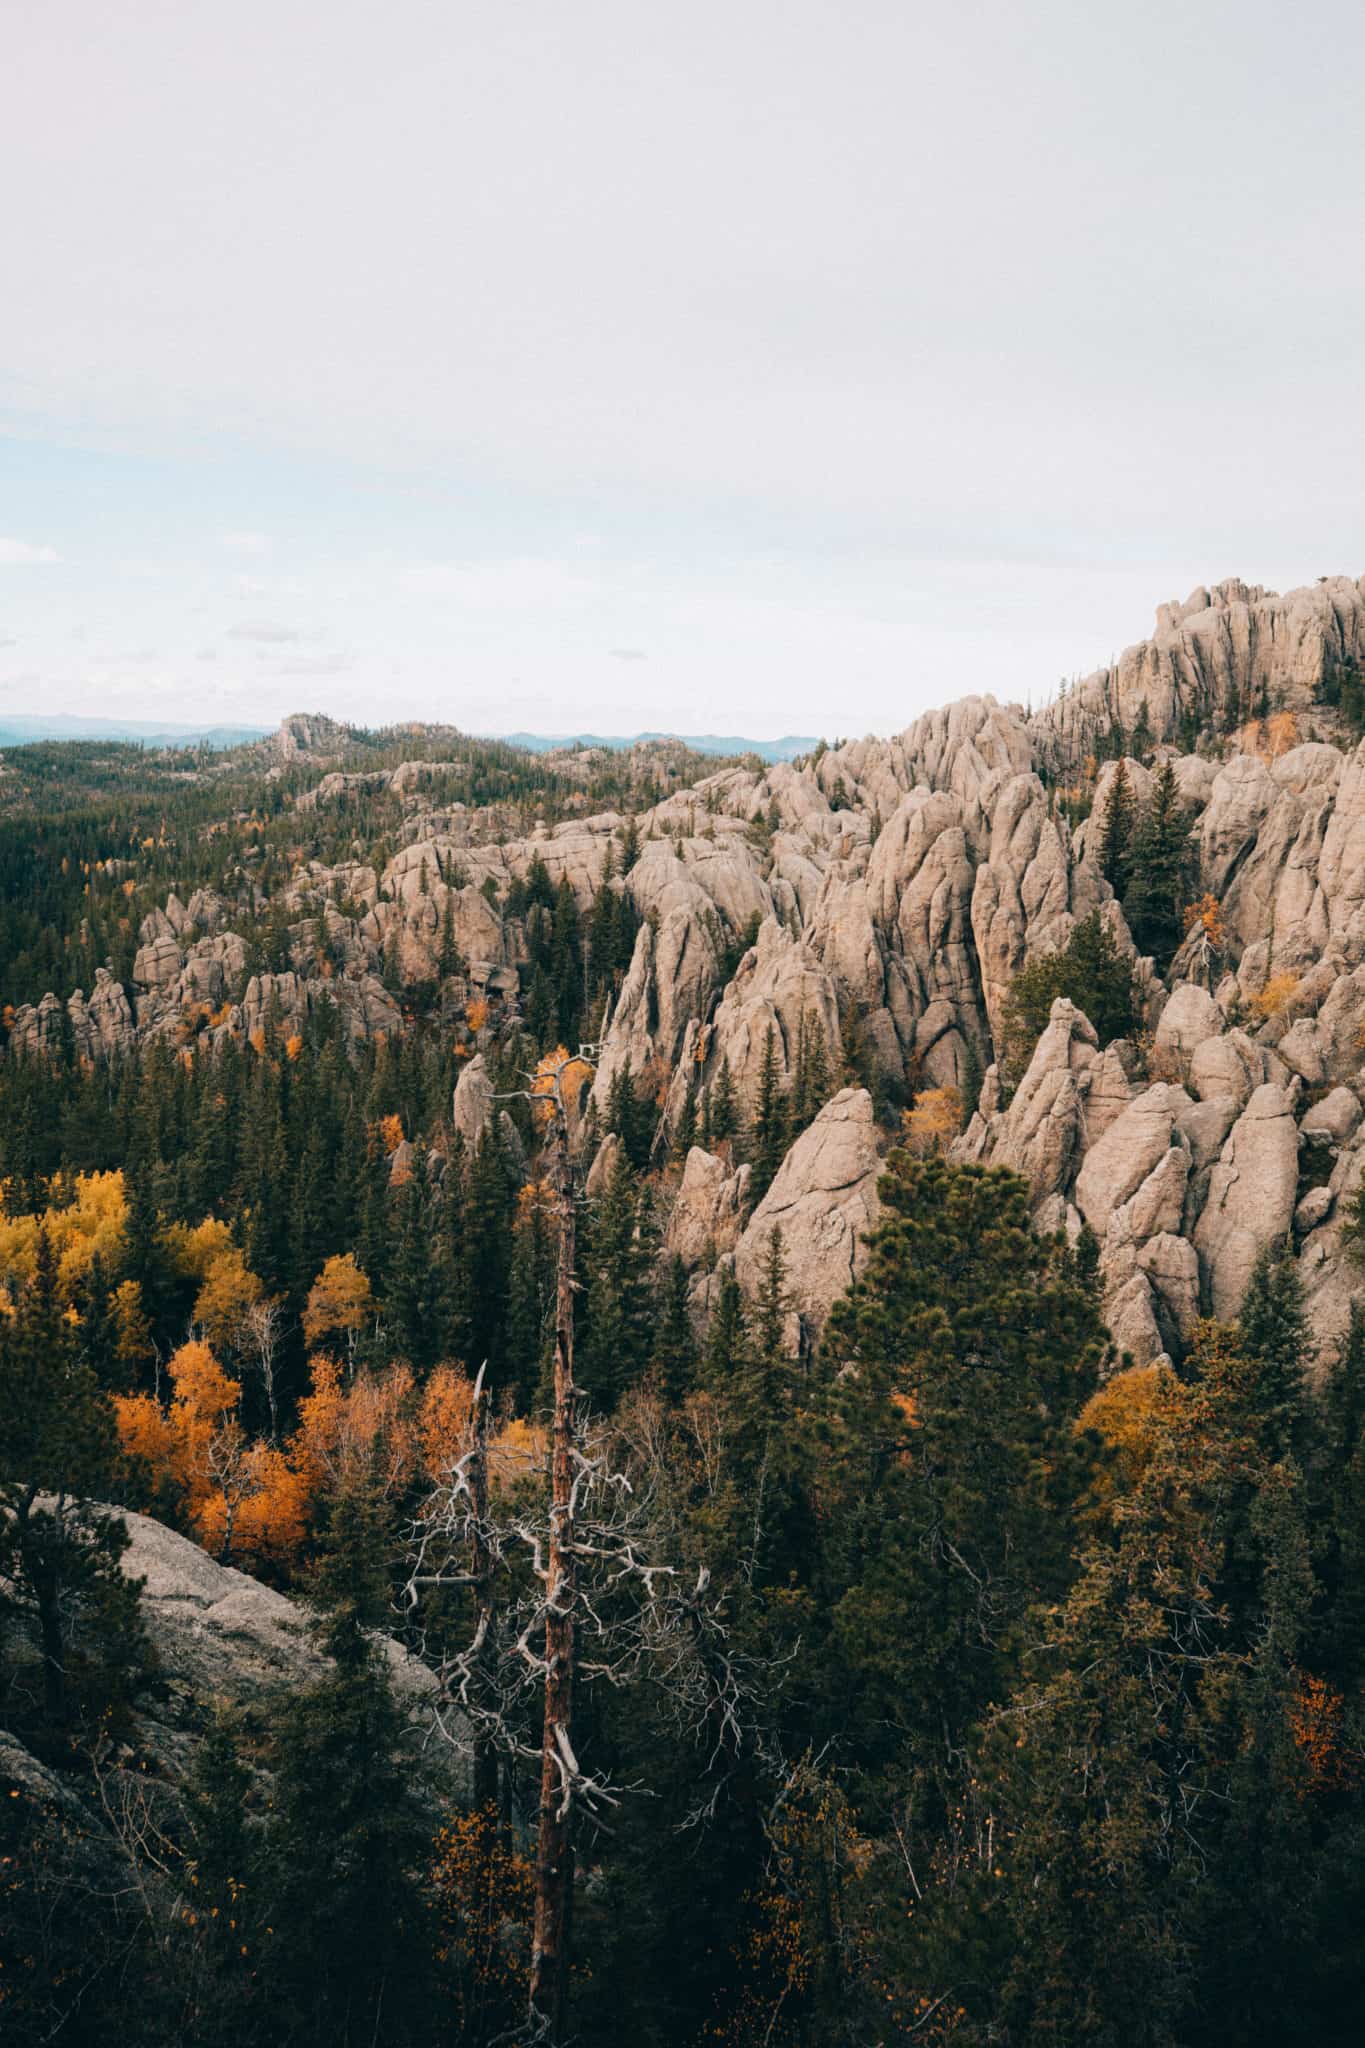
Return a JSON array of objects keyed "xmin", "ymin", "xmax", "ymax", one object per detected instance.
[
  {"xmin": 453, "ymin": 1051, "xmax": 496, "ymax": 1144},
  {"xmin": 11, "ymin": 568, "xmax": 1365, "ymax": 1379},
  {"xmin": 1194, "ymin": 1083, "xmax": 1301, "ymax": 1320},
  {"xmin": 665, "ymin": 1146, "xmax": 751, "ymax": 1267},
  {"xmin": 1, "ymin": 1506, "xmax": 466, "ymax": 1923},
  {"xmin": 733, "ymin": 1090, "xmax": 882, "ymax": 1350}
]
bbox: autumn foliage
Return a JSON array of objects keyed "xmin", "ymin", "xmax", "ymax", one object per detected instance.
[
  {"xmin": 116, "ymin": 1341, "xmax": 543, "ymax": 1571},
  {"xmin": 901, "ymin": 1085, "xmax": 963, "ymax": 1157}
]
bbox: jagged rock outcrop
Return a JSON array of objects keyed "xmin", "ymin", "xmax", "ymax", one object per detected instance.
[
  {"xmin": 733, "ymin": 1089, "xmax": 882, "ymax": 1348},
  {"xmin": 453, "ymin": 1051, "xmax": 496, "ymax": 1144},
  {"xmin": 703, "ymin": 919, "xmax": 842, "ymax": 1110},
  {"xmin": 664, "ymin": 1146, "xmax": 752, "ymax": 1266},
  {"xmin": 1031, "ymin": 575, "xmax": 1365, "ymax": 763},
  {"xmin": 1193, "ymin": 1081, "xmax": 1301, "ymax": 1319},
  {"xmin": 1, "ymin": 1505, "xmax": 466, "ymax": 1914},
  {"xmin": 983, "ymin": 998, "xmax": 1096, "ymax": 1206},
  {"xmin": 1074, "ymin": 1084, "xmax": 1192, "ymax": 1240},
  {"xmin": 13, "ymin": 569, "xmax": 1365, "ymax": 1382}
]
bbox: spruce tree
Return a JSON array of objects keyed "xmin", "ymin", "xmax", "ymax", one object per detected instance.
[
  {"xmin": 578, "ymin": 1149, "xmax": 654, "ymax": 1408},
  {"xmin": 652, "ymin": 1253, "xmax": 697, "ymax": 1403},
  {"xmin": 438, "ymin": 886, "xmax": 463, "ymax": 979},
  {"xmin": 0, "ymin": 1228, "xmax": 151, "ymax": 1733},
  {"xmin": 749, "ymin": 1025, "xmax": 789, "ymax": 1200},
  {"xmin": 257, "ymin": 1477, "xmax": 432, "ymax": 2047},
  {"xmin": 673, "ymin": 1078, "xmax": 698, "ymax": 1158},
  {"xmin": 1237, "ymin": 1240, "xmax": 1315, "ymax": 1463},
  {"xmin": 708, "ymin": 1057, "xmax": 738, "ymax": 1143},
  {"xmin": 1124, "ymin": 757, "xmax": 1193, "ymax": 965},
  {"xmin": 1096, "ymin": 753, "xmax": 1137, "ymax": 896}
]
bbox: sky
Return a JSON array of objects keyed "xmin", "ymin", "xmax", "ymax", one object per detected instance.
[{"xmin": 2, "ymin": 0, "xmax": 1362, "ymax": 741}]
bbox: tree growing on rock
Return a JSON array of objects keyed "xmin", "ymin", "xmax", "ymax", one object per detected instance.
[
  {"xmin": 1002, "ymin": 909, "xmax": 1136, "ymax": 1075},
  {"xmin": 1096, "ymin": 754, "xmax": 1137, "ymax": 895}
]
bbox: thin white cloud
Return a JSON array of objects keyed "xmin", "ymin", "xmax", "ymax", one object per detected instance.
[
  {"xmin": 400, "ymin": 558, "xmax": 599, "ymax": 607},
  {"xmin": 233, "ymin": 572, "xmax": 306, "ymax": 597},
  {"xmin": 222, "ymin": 531, "xmax": 270, "ymax": 555},
  {"xmin": 226, "ymin": 619, "xmax": 305, "ymax": 643},
  {"xmin": 609, "ymin": 647, "xmax": 649, "ymax": 662},
  {"xmin": 0, "ymin": 537, "xmax": 59, "ymax": 565},
  {"xmin": 274, "ymin": 653, "xmax": 349, "ymax": 676}
]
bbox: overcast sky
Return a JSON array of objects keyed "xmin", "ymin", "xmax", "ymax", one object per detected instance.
[{"xmin": 2, "ymin": 0, "xmax": 1362, "ymax": 739}]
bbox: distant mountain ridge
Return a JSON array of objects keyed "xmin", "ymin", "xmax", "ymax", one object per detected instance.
[
  {"xmin": 0, "ymin": 713, "xmax": 268, "ymax": 750},
  {"xmin": 497, "ymin": 729, "xmax": 819, "ymax": 761}
]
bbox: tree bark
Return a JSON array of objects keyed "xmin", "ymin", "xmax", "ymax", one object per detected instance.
[
  {"xmin": 468, "ymin": 1369, "xmax": 498, "ymax": 1815},
  {"xmin": 528, "ymin": 1107, "xmax": 577, "ymax": 2042}
]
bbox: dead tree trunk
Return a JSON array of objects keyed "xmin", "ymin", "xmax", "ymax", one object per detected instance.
[
  {"xmin": 528, "ymin": 1098, "xmax": 578, "ymax": 2042},
  {"xmin": 467, "ymin": 1367, "xmax": 499, "ymax": 1815}
]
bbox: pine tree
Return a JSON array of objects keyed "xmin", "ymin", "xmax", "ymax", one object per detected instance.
[
  {"xmin": 458, "ymin": 1127, "xmax": 513, "ymax": 1384},
  {"xmin": 819, "ymin": 1158, "xmax": 1105, "ymax": 1805},
  {"xmin": 789, "ymin": 1014, "xmax": 831, "ymax": 1133},
  {"xmin": 652, "ymin": 1254, "xmax": 697, "ymax": 1404},
  {"xmin": 550, "ymin": 875, "xmax": 584, "ymax": 1044},
  {"xmin": 1311, "ymin": 1304, "xmax": 1365, "ymax": 1689},
  {"xmin": 1124, "ymin": 758, "xmax": 1192, "ymax": 965},
  {"xmin": 1096, "ymin": 754, "xmax": 1137, "ymax": 896},
  {"xmin": 606, "ymin": 1059, "xmax": 654, "ymax": 1169},
  {"xmin": 746, "ymin": 1226, "xmax": 790, "ymax": 1415},
  {"xmin": 507, "ymin": 1194, "xmax": 555, "ymax": 1413},
  {"xmin": 386, "ymin": 1144, "xmax": 435, "ymax": 1371},
  {"xmin": 1131, "ymin": 696, "xmax": 1154, "ymax": 760},
  {"xmin": 672, "ymin": 1078, "xmax": 698, "ymax": 1158},
  {"xmin": 0, "ymin": 1228, "xmax": 151, "ymax": 1732},
  {"xmin": 749, "ymin": 1025, "xmax": 789, "ymax": 1201},
  {"xmin": 438, "ymin": 886, "xmax": 464, "ymax": 979},
  {"xmin": 702, "ymin": 1263, "xmax": 749, "ymax": 1390},
  {"xmin": 578, "ymin": 1149, "xmax": 655, "ymax": 1408},
  {"xmin": 1237, "ymin": 1240, "xmax": 1315, "ymax": 1463},
  {"xmin": 708, "ymin": 1058, "xmax": 738, "ymax": 1144},
  {"xmin": 257, "ymin": 1477, "xmax": 432, "ymax": 2047},
  {"xmin": 179, "ymin": 1710, "xmax": 261, "ymax": 2030},
  {"xmin": 1002, "ymin": 908, "xmax": 1136, "ymax": 1073}
]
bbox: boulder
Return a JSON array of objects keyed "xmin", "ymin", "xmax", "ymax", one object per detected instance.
[
  {"xmin": 1301, "ymin": 1086, "xmax": 1363, "ymax": 1147},
  {"xmin": 1154, "ymin": 981, "xmax": 1222, "ymax": 1065}
]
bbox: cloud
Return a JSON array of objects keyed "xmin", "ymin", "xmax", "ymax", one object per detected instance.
[
  {"xmin": 0, "ymin": 537, "xmax": 59, "ymax": 565},
  {"xmin": 226, "ymin": 619, "xmax": 305, "ymax": 643},
  {"xmin": 400, "ymin": 558, "xmax": 598, "ymax": 607},
  {"xmin": 274, "ymin": 653, "xmax": 349, "ymax": 677},
  {"xmin": 609, "ymin": 647, "xmax": 649, "ymax": 662},
  {"xmin": 222, "ymin": 532, "xmax": 270, "ymax": 555},
  {"xmin": 0, "ymin": 636, "xmax": 17, "ymax": 649},
  {"xmin": 233, "ymin": 572, "xmax": 305, "ymax": 598}
]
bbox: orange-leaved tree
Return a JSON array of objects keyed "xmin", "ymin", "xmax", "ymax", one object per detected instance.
[
  {"xmin": 115, "ymin": 1339, "xmax": 306, "ymax": 1564},
  {"xmin": 301, "ymin": 1252, "xmax": 375, "ymax": 1365}
]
